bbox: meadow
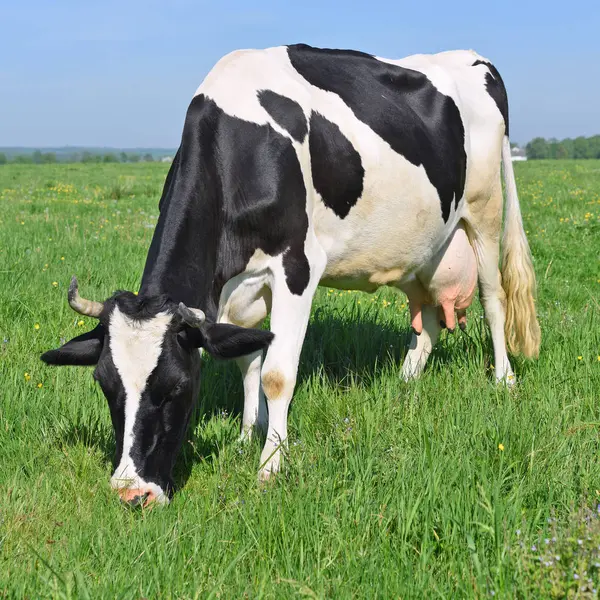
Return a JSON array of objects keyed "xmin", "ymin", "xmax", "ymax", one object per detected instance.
[{"xmin": 1, "ymin": 160, "xmax": 599, "ymax": 598}]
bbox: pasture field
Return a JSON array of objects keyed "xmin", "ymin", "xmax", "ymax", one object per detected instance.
[{"xmin": 1, "ymin": 160, "xmax": 599, "ymax": 599}]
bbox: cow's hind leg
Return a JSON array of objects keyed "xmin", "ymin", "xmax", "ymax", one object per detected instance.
[
  {"xmin": 465, "ymin": 183, "xmax": 515, "ymax": 385},
  {"xmin": 472, "ymin": 234, "xmax": 514, "ymax": 384},
  {"xmin": 259, "ymin": 247, "xmax": 326, "ymax": 481},
  {"xmin": 402, "ymin": 305, "xmax": 442, "ymax": 381}
]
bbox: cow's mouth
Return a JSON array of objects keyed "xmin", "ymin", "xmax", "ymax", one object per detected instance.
[{"xmin": 118, "ymin": 488, "xmax": 157, "ymax": 508}]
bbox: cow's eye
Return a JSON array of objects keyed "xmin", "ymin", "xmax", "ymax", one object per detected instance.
[
  {"xmin": 159, "ymin": 377, "xmax": 190, "ymax": 403},
  {"xmin": 170, "ymin": 378, "xmax": 190, "ymax": 396}
]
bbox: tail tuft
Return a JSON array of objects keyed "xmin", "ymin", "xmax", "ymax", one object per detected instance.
[{"xmin": 501, "ymin": 137, "xmax": 541, "ymax": 358}]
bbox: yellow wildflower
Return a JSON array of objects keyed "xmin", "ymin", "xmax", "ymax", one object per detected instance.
[
  {"xmin": 24, "ymin": 372, "xmax": 31, "ymax": 382},
  {"xmin": 498, "ymin": 444, "xmax": 505, "ymax": 451},
  {"xmin": 52, "ymin": 281, "xmax": 58, "ymax": 287},
  {"xmin": 77, "ymin": 320, "xmax": 84, "ymax": 327},
  {"xmin": 578, "ymin": 356, "xmax": 583, "ymax": 361},
  {"xmin": 37, "ymin": 383, "xmax": 43, "ymax": 388},
  {"xmin": 34, "ymin": 323, "xmax": 40, "ymax": 330},
  {"xmin": 60, "ymin": 256, "xmax": 65, "ymax": 261}
]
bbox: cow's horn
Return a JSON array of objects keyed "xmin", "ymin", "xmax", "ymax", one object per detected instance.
[
  {"xmin": 177, "ymin": 302, "xmax": 206, "ymax": 328},
  {"xmin": 68, "ymin": 276, "xmax": 104, "ymax": 318}
]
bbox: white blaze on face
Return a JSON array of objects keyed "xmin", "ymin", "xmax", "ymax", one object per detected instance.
[{"xmin": 108, "ymin": 306, "xmax": 173, "ymax": 503}]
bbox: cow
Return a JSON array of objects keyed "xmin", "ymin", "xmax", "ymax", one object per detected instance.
[{"xmin": 41, "ymin": 44, "xmax": 541, "ymax": 506}]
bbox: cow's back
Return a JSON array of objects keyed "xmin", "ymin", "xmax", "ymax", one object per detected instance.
[{"xmin": 195, "ymin": 45, "xmax": 507, "ymax": 291}]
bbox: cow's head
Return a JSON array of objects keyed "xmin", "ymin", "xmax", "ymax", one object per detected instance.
[{"xmin": 41, "ymin": 277, "xmax": 273, "ymax": 507}]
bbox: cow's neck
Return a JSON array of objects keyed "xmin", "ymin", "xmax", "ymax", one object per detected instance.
[{"xmin": 139, "ymin": 150, "xmax": 221, "ymax": 320}]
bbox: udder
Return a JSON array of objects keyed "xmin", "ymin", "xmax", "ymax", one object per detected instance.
[{"xmin": 401, "ymin": 223, "xmax": 477, "ymax": 333}]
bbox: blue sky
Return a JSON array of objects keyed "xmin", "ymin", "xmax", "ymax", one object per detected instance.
[{"xmin": 1, "ymin": 0, "xmax": 598, "ymax": 147}]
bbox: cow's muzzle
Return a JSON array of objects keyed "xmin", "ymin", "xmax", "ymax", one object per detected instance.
[{"xmin": 118, "ymin": 488, "xmax": 157, "ymax": 508}]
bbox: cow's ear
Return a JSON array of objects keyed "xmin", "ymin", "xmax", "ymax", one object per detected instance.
[
  {"xmin": 41, "ymin": 324, "xmax": 105, "ymax": 366},
  {"xmin": 180, "ymin": 323, "xmax": 274, "ymax": 359}
]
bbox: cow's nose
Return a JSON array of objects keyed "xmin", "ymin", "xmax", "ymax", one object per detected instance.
[{"xmin": 118, "ymin": 488, "xmax": 156, "ymax": 508}]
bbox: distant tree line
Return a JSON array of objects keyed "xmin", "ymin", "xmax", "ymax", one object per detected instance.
[
  {"xmin": 3, "ymin": 136, "xmax": 600, "ymax": 165},
  {"xmin": 525, "ymin": 135, "xmax": 600, "ymax": 160},
  {"xmin": 0, "ymin": 151, "xmax": 166, "ymax": 165},
  {"xmin": 80, "ymin": 151, "xmax": 157, "ymax": 163}
]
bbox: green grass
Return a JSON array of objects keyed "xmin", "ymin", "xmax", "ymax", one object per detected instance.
[{"xmin": 1, "ymin": 161, "xmax": 599, "ymax": 598}]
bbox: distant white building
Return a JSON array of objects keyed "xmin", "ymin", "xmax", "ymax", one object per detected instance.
[
  {"xmin": 510, "ymin": 147, "xmax": 527, "ymax": 161},
  {"xmin": 161, "ymin": 156, "xmax": 173, "ymax": 163}
]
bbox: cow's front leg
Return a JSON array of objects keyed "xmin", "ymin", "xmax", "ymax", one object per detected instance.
[
  {"xmin": 218, "ymin": 278, "xmax": 271, "ymax": 441},
  {"xmin": 258, "ymin": 248, "xmax": 325, "ymax": 481},
  {"xmin": 236, "ymin": 351, "xmax": 267, "ymax": 441}
]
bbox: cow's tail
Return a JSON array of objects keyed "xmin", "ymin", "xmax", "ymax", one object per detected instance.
[{"xmin": 500, "ymin": 136, "xmax": 541, "ymax": 358}]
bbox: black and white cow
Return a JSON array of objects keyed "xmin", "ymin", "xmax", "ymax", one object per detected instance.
[{"xmin": 42, "ymin": 44, "xmax": 540, "ymax": 506}]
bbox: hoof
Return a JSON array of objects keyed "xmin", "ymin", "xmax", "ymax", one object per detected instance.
[
  {"xmin": 258, "ymin": 468, "xmax": 276, "ymax": 485},
  {"xmin": 496, "ymin": 373, "xmax": 516, "ymax": 388},
  {"xmin": 238, "ymin": 429, "xmax": 253, "ymax": 444},
  {"xmin": 258, "ymin": 458, "xmax": 281, "ymax": 484}
]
